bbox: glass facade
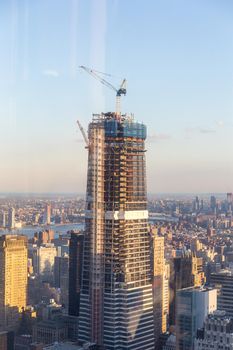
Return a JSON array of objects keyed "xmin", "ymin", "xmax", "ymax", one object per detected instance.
[{"xmin": 68, "ymin": 232, "xmax": 84, "ymax": 317}]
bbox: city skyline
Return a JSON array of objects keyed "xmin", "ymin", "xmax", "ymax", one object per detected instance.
[
  {"xmin": 0, "ymin": 189, "xmax": 233, "ymax": 348},
  {"xmin": 1, "ymin": 0, "xmax": 233, "ymax": 193},
  {"xmin": 1, "ymin": 2, "xmax": 233, "ymax": 349}
]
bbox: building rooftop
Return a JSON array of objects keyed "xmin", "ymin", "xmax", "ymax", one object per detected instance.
[
  {"xmin": 178, "ymin": 286, "xmax": 216, "ymax": 293},
  {"xmin": 212, "ymin": 269, "xmax": 233, "ymax": 276},
  {"xmin": 44, "ymin": 344, "xmax": 80, "ymax": 350},
  {"xmin": 207, "ymin": 310, "xmax": 233, "ymax": 322},
  {"xmin": 35, "ymin": 319, "xmax": 66, "ymax": 330}
]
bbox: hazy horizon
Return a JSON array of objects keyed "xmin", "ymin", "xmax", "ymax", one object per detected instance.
[{"xmin": 0, "ymin": 192, "xmax": 228, "ymax": 197}]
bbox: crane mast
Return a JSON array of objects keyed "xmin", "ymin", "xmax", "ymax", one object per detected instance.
[
  {"xmin": 79, "ymin": 65, "xmax": 126, "ymax": 118},
  {"xmin": 77, "ymin": 120, "xmax": 89, "ymax": 149}
]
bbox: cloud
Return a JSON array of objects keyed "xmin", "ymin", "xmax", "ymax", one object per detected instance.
[
  {"xmin": 198, "ymin": 128, "xmax": 216, "ymax": 134},
  {"xmin": 42, "ymin": 69, "xmax": 59, "ymax": 78},
  {"xmin": 147, "ymin": 133, "xmax": 171, "ymax": 142},
  {"xmin": 215, "ymin": 120, "xmax": 224, "ymax": 127},
  {"xmin": 185, "ymin": 127, "xmax": 216, "ymax": 134},
  {"xmin": 185, "ymin": 127, "xmax": 197, "ymax": 133}
]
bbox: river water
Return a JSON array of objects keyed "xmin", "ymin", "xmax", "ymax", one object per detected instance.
[{"xmin": 0, "ymin": 223, "xmax": 84, "ymax": 238}]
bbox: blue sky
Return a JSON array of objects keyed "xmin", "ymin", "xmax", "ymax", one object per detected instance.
[{"xmin": 0, "ymin": 0, "xmax": 233, "ymax": 193}]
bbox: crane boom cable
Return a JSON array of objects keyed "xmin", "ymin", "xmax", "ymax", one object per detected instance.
[
  {"xmin": 79, "ymin": 66, "xmax": 117, "ymax": 93},
  {"xmin": 79, "ymin": 65, "xmax": 126, "ymax": 116}
]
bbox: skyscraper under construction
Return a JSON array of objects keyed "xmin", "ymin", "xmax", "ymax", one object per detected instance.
[{"xmin": 78, "ymin": 112, "xmax": 155, "ymax": 350}]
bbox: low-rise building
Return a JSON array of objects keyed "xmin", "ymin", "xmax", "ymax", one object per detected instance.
[{"xmin": 33, "ymin": 319, "xmax": 67, "ymax": 345}]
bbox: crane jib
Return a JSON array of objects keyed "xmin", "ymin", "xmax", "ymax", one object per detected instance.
[{"xmin": 80, "ymin": 65, "xmax": 127, "ymax": 115}]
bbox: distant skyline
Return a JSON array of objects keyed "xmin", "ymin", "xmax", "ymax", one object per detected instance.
[{"xmin": 1, "ymin": 0, "xmax": 233, "ymax": 193}]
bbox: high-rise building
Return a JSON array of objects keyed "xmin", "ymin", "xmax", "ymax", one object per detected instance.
[
  {"xmin": 54, "ymin": 254, "xmax": 69, "ymax": 308},
  {"xmin": 191, "ymin": 239, "xmax": 203, "ymax": 253},
  {"xmin": 68, "ymin": 231, "xmax": 84, "ymax": 317},
  {"xmin": 162, "ymin": 261, "xmax": 170, "ymax": 333},
  {"xmin": 1, "ymin": 212, "xmax": 6, "ymax": 228},
  {"xmin": 192, "ymin": 255, "xmax": 206, "ymax": 287},
  {"xmin": 207, "ymin": 226, "xmax": 215, "ymax": 238},
  {"xmin": 227, "ymin": 193, "xmax": 233, "ymax": 204},
  {"xmin": 227, "ymin": 193, "xmax": 233, "ymax": 213},
  {"xmin": 152, "ymin": 229, "xmax": 165, "ymax": 347},
  {"xmin": 8, "ymin": 208, "xmax": 15, "ymax": 229},
  {"xmin": 176, "ymin": 287, "xmax": 217, "ymax": 350},
  {"xmin": 200, "ymin": 199, "xmax": 204, "ymax": 211},
  {"xmin": 0, "ymin": 331, "xmax": 14, "ymax": 350},
  {"xmin": 34, "ymin": 229, "xmax": 54, "ymax": 245},
  {"xmin": 169, "ymin": 255, "xmax": 193, "ymax": 325},
  {"xmin": 210, "ymin": 196, "xmax": 217, "ymax": 213},
  {"xmin": 31, "ymin": 243, "xmax": 57, "ymax": 278},
  {"xmin": 210, "ymin": 269, "xmax": 233, "ymax": 316},
  {"xmin": 0, "ymin": 235, "xmax": 28, "ymax": 331},
  {"xmin": 163, "ymin": 333, "xmax": 176, "ymax": 350},
  {"xmin": 169, "ymin": 253, "xmax": 205, "ymax": 326},
  {"xmin": 44, "ymin": 203, "xmax": 51, "ymax": 225},
  {"xmin": 194, "ymin": 310, "xmax": 233, "ymax": 350},
  {"xmin": 193, "ymin": 196, "xmax": 200, "ymax": 212},
  {"xmin": 78, "ymin": 113, "xmax": 155, "ymax": 349}
]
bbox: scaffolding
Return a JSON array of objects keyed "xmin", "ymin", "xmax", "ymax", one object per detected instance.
[{"xmin": 79, "ymin": 113, "xmax": 154, "ymax": 349}]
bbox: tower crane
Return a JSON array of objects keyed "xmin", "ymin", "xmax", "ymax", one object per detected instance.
[
  {"xmin": 79, "ymin": 65, "xmax": 126, "ymax": 118},
  {"xmin": 77, "ymin": 120, "xmax": 89, "ymax": 149}
]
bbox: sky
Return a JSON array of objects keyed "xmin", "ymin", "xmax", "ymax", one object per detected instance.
[{"xmin": 0, "ymin": 0, "xmax": 233, "ymax": 193}]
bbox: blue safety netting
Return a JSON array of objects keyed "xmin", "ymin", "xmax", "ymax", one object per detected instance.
[{"xmin": 104, "ymin": 119, "xmax": 146, "ymax": 139}]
